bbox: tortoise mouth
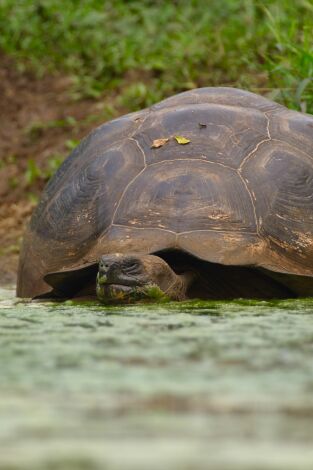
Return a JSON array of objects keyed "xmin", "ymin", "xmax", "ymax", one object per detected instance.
[
  {"xmin": 96, "ymin": 272, "xmax": 142, "ymax": 288},
  {"xmin": 96, "ymin": 282, "xmax": 133, "ymax": 303},
  {"xmin": 96, "ymin": 267, "xmax": 145, "ymax": 303},
  {"xmin": 96, "ymin": 277, "xmax": 160, "ymax": 304}
]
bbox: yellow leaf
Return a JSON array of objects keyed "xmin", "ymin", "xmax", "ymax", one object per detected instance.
[
  {"xmin": 151, "ymin": 138, "xmax": 169, "ymax": 148},
  {"xmin": 175, "ymin": 136, "xmax": 190, "ymax": 145}
]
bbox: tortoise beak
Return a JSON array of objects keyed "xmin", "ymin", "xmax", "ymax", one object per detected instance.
[
  {"xmin": 96, "ymin": 255, "xmax": 147, "ymax": 303},
  {"xmin": 96, "ymin": 282, "xmax": 133, "ymax": 302},
  {"xmin": 96, "ymin": 272, "xmax": 107, "ymax": 285}
]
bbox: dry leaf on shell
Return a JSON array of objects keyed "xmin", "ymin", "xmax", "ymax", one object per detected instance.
[{"xmin": 151, "ymin": 138, "xmax": 169, "ymax": 148}]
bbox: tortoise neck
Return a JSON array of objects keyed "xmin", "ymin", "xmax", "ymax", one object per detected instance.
[{"xmin": 165, "ymin": 270, "xmax": 197, "ymax": 300}]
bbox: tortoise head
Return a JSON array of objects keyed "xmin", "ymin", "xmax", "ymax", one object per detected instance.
[{"xmin": 96, "ymin": 253, "xmax": 187, "ymax": 303}]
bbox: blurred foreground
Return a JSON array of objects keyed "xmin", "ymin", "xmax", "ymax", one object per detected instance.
[{"xmin": 1, "ymin": 288, "xmax": 313, "ymax": 469}]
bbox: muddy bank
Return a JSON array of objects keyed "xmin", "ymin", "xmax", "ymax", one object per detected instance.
[{"xmin": 0, "ymin": 55, "xmax": 121, "ymax": 284}]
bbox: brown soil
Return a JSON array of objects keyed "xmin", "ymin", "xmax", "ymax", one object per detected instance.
[{"xmin": 0, "ymin": 54, "xmax": 120, "ymax": 286}]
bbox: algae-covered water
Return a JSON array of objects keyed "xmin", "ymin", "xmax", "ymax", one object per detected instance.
[{"xmin": 1, "ymin": 287, "xmax": 313, "ymax": 469}]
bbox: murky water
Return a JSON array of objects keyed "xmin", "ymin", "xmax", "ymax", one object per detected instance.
[{"xmin": 1, "ymin": 287, "xmax": 313, "ymax": 469}]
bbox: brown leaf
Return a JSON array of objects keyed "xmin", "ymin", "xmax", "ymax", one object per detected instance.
[{"xmin": 151, "ymin": 138, "xmax": 169, "ymax": 148}]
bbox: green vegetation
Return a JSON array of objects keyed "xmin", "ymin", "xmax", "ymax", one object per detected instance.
[
  {"xmin": 25, "ymin": 116, "xmax": 78, "ymax": 140},
  {"xmin": 24, "ymin": 155, "xmax": 65, "ymax": 186},
  {"xmin": 132, "ymin": 284, "xmax": 171, "ymax": 303},
  {"xmin": 0, "ymin": 0, "xmax": 312, "ymax": 112}
]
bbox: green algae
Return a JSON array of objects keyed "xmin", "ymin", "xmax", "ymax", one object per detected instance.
[
  {"xmin": 96, "ymin": 282, "xmax": 171, "ymax": 305},
  {"xmin": 1, "ymin": 287, "xmax": 313, "ymax": 469}
]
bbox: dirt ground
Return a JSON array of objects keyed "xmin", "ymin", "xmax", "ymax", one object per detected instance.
[{"xmin": 0, "ymin": 55, "xmax": 121, "ymax": 285}]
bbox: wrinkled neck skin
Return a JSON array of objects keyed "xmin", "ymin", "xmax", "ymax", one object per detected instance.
[
  {"xmin": 139, "ymin": 255, "xmax": 197, "ymax": 301},
  {"xmin": 164, "ymin": 270, "xmax": 196, "ymax": 301}
]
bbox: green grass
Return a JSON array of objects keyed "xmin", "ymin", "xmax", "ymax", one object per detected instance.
[
  {"xmin": 24, "ymin": 155, "xmax": 65, "ymax": 186},
  {"xmin": 0, "ymin": 0, "xmax": 313, "ymax": 112}
]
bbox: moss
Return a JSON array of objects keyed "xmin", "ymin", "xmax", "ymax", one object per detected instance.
[{"xmin": 2, "ymin": 287, "xmax": 313, "ymax": 467}]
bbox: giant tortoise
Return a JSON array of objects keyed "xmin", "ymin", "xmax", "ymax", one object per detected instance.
[{"xmin": 17, "ymin": 87, "xmax": 313, "ymax": 302}]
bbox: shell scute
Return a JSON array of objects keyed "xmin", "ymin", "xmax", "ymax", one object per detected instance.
[
  {"xmin": 31, "ymin": 140, "xmax": 145, "ymax": 243},
  {"xmin": 133, "ymin": 104, "xmax": 268, "ymax": 168},
  {"xmin": 113, "ymin": 160, "xmax": 256, "ymax": 233}
]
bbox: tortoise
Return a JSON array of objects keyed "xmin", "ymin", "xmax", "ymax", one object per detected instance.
[{"xmin": 17, "ymin": 87, "xmax": 313, "ymax": 302}]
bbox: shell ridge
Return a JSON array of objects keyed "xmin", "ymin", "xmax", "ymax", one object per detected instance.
[
  {"xmin": 237, "ymin": 171, "xmax": 260, "ymax": 235},
  {"xmin": 147, "ymin": 157, "xmax": 233, "ymax": 171},
  {"xmin": 111, "ymin": 167, "xmax": 147, "ymax": 225},
  {"xmin": 128, "ymin": 137, "xmax": 147, "ymax": 166},
  {"xmin": 238, "ymin": 112, "xmax": 272, "ymax": 170},
  {"xmin": 111, "ymin": 223, "xmax": 177, "ymax": 236}
]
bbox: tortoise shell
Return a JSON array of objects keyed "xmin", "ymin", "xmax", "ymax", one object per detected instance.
[{"xmin": 17, "ymin": 87, "xmax": 313, "ymax": 298}]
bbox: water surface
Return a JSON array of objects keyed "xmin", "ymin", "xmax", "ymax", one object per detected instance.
[{"xmin": 1, "ymin": 287, "xmax": 313, "ymax": 469}]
